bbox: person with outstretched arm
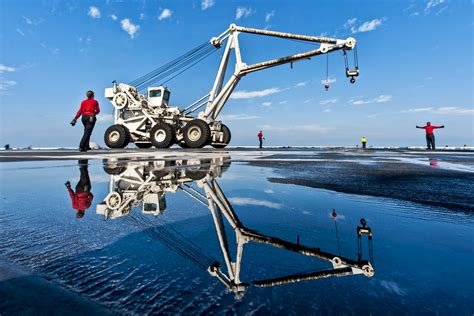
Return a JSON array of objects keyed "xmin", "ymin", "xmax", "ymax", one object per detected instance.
[
  {"xmin": 71, "ymin": 90, "xmax": 100, "ymax": 152},
  {"xmin": 416, "ymin": 122, "xmax": 445, "ymax": 150}
]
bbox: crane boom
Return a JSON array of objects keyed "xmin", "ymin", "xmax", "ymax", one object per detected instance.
[{"xmin": 203, "ymin": 24, "xmax": 357, "ymax": 120}]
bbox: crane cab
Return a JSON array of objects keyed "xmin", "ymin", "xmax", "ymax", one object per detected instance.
[{"xmin": 147, "ymin": 86, "xmax": 170, "ymax": 108}]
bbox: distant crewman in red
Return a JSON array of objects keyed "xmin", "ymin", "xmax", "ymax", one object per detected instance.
[
  {"xmin": 257, "ymin": 130, "xmax": 265, "ymax": 148},
  {"xmin": 416, "ymin": 122, "xmax": 445, "ymax": 150},
  {"xmin": 71, "ymin": 90, "xmax": 100, "ymax": 152},
  {"xmin": 65, "ymin": 160, "xmax": 93, "ymax": 219}
]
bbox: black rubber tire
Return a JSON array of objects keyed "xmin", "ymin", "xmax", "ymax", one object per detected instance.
[
  {"xmin": 178, "ymin": 142, "xmax": 189, "ymax": 148},
  {"xmin": 183, "ymin": 119, "xmax": 211, "ymax": 148},
  {"xmin": 150, "ymin": 122, "xmax": 175, "ymax": 148},
  {"xmin": 211, "ymin": 124, "xmax": 231, "ymax": 148},
  {"xmin": 102, "ymin": 158, "xmax": 127, "ymax": 175},
  {"xmin": 104, "ymin": 125, "xmax": 130, "ymax": 149},
  {"xmin": 135, "ymin": 143, "xmax": 152, "ymax": 149}
]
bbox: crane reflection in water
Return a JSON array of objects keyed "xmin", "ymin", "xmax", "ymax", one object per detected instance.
[{"xmin": 96, "ymin": 154, "xmax": 375, "ymax": 295}]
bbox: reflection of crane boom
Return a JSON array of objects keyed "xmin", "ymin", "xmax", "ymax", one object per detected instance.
[
  {"xmin": 103, "ymin": 24, "xmax": 359, "ymax": 149},
  {"xmin": 97, "ymin": 156, "xmax": 374, "ymax": 295}
]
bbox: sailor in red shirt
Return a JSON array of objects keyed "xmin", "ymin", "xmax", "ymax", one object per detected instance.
[
  {"xmin": 416, "ymin": 122, "xmax": 445, "ymax": 150},
  {"xmin": 71, "ymin": 90, "xmax": 100, "ymax": 152},
  {"xmin": 65, "ymin": 160, "xmax": 93, "ymax": 218},
  {"xmin": 257, "ymin": 130, "xmax": 265, "ymax": 148}
]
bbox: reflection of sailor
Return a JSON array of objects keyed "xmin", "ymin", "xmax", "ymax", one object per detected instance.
[{"xmin": 65, "ymin": 160, "xmax": 93, "ymax": 218}]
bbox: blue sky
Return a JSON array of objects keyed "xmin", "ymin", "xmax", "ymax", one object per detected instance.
[{"xmin": 0, "ymin": 0, "xmax": 472, "ymax": 148}]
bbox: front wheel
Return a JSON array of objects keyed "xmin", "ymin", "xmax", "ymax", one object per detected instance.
[
  {"xmin": 104, "ymin": 125, "xmax": 130, "ymax": 148},
  {"xmin": 211, "ymin": 124, "xmax": 231, "ymax": 148},
  {"xmin": 183, "ymin": 119, "xmax": 211, "ymax": 148},
  {"xmin": 150, "ymin": 122, "xmax": 175, "ymax": 148}
]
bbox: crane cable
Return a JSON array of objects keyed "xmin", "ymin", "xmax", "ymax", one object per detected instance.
[
  {"xmin": 129, "ymin": 41, "xmax": 218, "ymax": 92},
  {"xmin": 325, "ymin": 53, "xmax": 330, "ymax": 91},
  {"xmin": 129, "ymin": 41, "xmax": 209, "ymax": 86},
  {"xmin": 136, "ymin": 44, "xmax": 216, "ymax": 90}
]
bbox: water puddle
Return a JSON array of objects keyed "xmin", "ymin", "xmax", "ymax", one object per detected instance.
[{"xmin": 0, "ymin": 153, "xmax": 473, "ymax": 314}]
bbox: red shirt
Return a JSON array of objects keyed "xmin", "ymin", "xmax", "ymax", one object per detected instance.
[
  {"xmin": 68, "ymin": 187, "xmax": 93, "ymax": 211},
  {"xmin": 258, "ymin": 132, "xmax": 263, "ymax": 139},
  {"xmin": 420, "ymin": 125, "xmax": 442, "ymax": 135},
  {"xmin": 74, "ymin": 98, "xmax": 100, "ymax": 121}
]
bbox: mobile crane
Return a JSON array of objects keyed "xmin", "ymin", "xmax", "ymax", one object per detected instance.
[
  {"xmin": 97, "ymin": 155, "xmax": 375, "ymax": 294},
  {"xmin": 104, "ymin": 24, "xmax": 359, "ymax": 149}
]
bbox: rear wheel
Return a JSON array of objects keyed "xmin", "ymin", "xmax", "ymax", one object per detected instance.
[
  {"xmin": 104, "ymin": 125, "xmax": 130, "ymax": 149},
  {"xmin": 150, "ymin": 122, "xmax": 175, "ymax": 148},
  {"xmin": 135, "ymin": 142, "xmax": 152, "ymax": 149},
  {"xmin": 183, "ymin": 119, "xmax": 211, "ymax": 148},
  {"xmin": 211, "ymin": 124, "xmax": 231, "ymax": 148}
]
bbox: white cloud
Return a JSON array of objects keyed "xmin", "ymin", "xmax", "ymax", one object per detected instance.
[
  {"xmin": 22, "ymin": 16, "xmax": 33, "ymax": 25},
  {"xmin": 295, "ymin": 81, "xmax": 307, "ymax": 88},
  {"xmin": 201, "ymin": 0, "xmax": 215, "ymax": 10},
  {"xmin": 109, "ymin": 14, "xmax": 118, "ymax": 20},
  {"xmin": 262, "ymin": 102, "xmax": 272, "ymax": 107},
  {"xmin": 351, "ymin": 95, "xmax": 392, "ymax": 105},
  {"xmin": 264, "ymin": 189, "xmax": 274, "ymax": 194},
  {"xmin": 121, "ymin": 19, "xmax": 140, "ymax": 38},
  {"xmin": 320, "ymin": 98, "xmax": 337, "ymax": 105},
  {"xmin": 351, "ymin": 19, "xmax": 383, "ymax": 33},
  {"xmin": 158, "ymin": 8, "xmax": 172, "ymax": 21},
  {"xmin": 434, "ymin": 107, "xmax": 474, "ymax": 115},
  {"xmin": 236, "ymin": 7, "xmax": 253, "ymax": 20},
  {"xmin": 344, "ymin": 18, "xmax": 357, "ymax": 29},
  {"xmin": 322, "ymin": 109, "xmax": 331, "ymax": 113},
  {"xmin": 401, "ymin": 107, "xmax": 433, "ymax": 113},
  {"xmin": 16, "ymin": 28, "xmax": 25, "ymax": 36},
  {"xmin": 265, "ymin": 10, "xmax": 275, "ymax": 22},
  {"xmin": 260, "ymin": 124, "xmax": 332, "ymax": 134},
  {"xmin": 278, "ymin": 100, "xmax": 287, "ymax": 105},
  {"xmin": 321, "ymin": 77, "xmax": 336, "ymax": 85},
  {"xmin": 219, "ymin": 114, "xmax": 260, "ymax": 121},
  {"xmin": 88, "ymin": 6, "xmax": 101, "ymax": 18},
  {"xmin": 425, "ymin": 0, "xmax": 446, "ymax": 12},
  {"xmin": 0, "ymin": 64, "xmax": 16, "ymax": 73},
  {"xmin": 0, "ymin": 79, "xmax": 17, "ymax": 91},
  {"xmin": 139, "ymin": 13, "xmax": 145, "ymax": 20},
  {"xmin": 228, "ymin": 197, "xmax": 282, "ymax": 209},
  {"xmin": 231, "ymin": 87, "xmax": 281, "ymax": 99}
]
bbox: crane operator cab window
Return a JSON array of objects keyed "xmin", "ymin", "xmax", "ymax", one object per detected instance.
[{"xmin": 148, "ymin": 86, "xmax": 170, "ymax": 108}]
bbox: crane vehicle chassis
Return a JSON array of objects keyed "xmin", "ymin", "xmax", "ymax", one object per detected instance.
[{"xmin": 104, "ymin": 24, "xmax": 359, "ymax": 149}]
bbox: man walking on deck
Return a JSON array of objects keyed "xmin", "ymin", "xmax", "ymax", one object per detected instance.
[
  {"xmin": 416, "ymin": 122, "xmax": 445, "ymax": 150},
  {"xmin": 257, "ymin": 130, "xmax": 265, "ymax": 148},
  {"xmin": 361, "ymin": 136, "xmax": 367, "ymax": 149},
  {"xmin": 71, "ymin": 90, "xmax": 100, "ymax": 152}
]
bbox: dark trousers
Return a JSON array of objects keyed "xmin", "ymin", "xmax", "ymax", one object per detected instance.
[
  {"xmin": 259, "ymin": 138, "xmax": 263, "ymax": 148},
  {"xmin": 426, "ymin": 134, "xmax": 436, "ymax": 150},
  {"xmin": 76, "ymin": 160, "xmax": 91, "ymax": 193},
  {"xmin": 362, "ymin": 142, "xmax": 366, "ymax": 149},
  {"xmin": 80, "ymin": 115, "xmax": 96, "ymax": 150}
]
